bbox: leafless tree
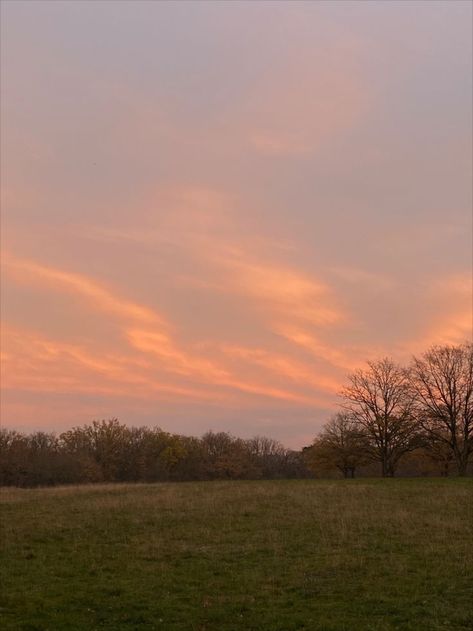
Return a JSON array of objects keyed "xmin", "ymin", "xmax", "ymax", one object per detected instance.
[
  {"xmin": 422, "ymin": 432, "xmax": 455, "ymax": 477},
  {"xmin": 305, "ymin": 413, "xmax": 370, "ymax": 478},
  {"xmin": 246, "ymin": 436, "xmax": 287, "ymax": 478},
  {"xmin": 341, "ymin": 358, "xmax": 420, "ymax": 476},
  {"xmin": 409, "ymin": 343, "xmax": 473, "ymax": 476}
]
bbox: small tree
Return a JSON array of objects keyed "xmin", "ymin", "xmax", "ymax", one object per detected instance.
[
  {"xmin": 341, "ymin": 358, "xmax": 420, "ymax": 476},
  {"xmin": 305, "ymin": 413, "xmax": 370, "ymax": 478}
]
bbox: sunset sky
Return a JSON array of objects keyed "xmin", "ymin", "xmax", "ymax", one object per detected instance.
[{"xmin": 1, "ymin": 0, "xmax": 472, "ymax": 447}]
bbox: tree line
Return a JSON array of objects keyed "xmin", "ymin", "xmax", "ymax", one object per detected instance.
[
  {"xmin": 1, "ymin": 342, "xmax": 471, "ymax": 486},
  {"xmin": 0, "ymin": 423, "xmax": 309, "ymax": 487}
]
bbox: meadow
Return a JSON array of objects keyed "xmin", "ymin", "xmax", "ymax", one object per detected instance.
[{"xmin": 1, "ymin": 479, "xmax": 472, "ymax": 631}]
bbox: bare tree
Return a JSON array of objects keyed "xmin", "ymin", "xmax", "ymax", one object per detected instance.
[
  {"xmin": 409, "ymin": 343, "xmax": 473, "ymax": 476},
  {"xmin": 422, "ymin": 432, "xmax": 455, "ymax": 477},
  {"xmin": 305, "ymin": 413, "xmax": 370, "ymax": 478},
  {"xmin": 341, "ymin": 358, "xmax": 419, "ymax": 477},
  {"xmin": 246, "ymin": 436, "xmax": 287, "ymax": 478}
]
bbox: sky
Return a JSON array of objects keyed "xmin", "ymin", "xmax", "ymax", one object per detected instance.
[{"xmin": 1, "ymin": 0, "xmax": 472, "ymax": 448}]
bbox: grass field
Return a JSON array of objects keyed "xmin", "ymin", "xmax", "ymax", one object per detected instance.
[{"xmin": 1, "ymin": 479, "xmax": 472, "ymax": 631}]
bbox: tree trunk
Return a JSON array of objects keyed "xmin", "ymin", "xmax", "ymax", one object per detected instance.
[
  {"xmin": 454, "ymin": 447, "xmax": 469, "ymax": 476},
  {"xmin": 381, "ymin": 456, "xmax": 387, "ymax": 477}
]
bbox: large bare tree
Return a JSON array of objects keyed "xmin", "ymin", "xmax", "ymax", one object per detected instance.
[
  {"xmin": 410, "ymin": 343, "xmax": 473, "ymax": 476},
  {"xmin": 341, "ymin": 358, "xmax": 419, "ymax": 476}
]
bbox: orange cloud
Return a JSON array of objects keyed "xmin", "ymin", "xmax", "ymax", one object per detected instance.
[
  {"xmin": 273, "ymin": 323, "xmax": 365, "ymax": 371},
  {"xmin": 1, "ymin": 326, "xmax": 222, "ymax": 402},
  {"xmin": 218, "ymin": 256, "xmax": 343, "ymax": 327},
  {"xmin": 4, "ymin": 251, "xmax": 329, "ymax": 406},
  {"xmin": 220, "ymin": 343, "xmax": 340, "ymax": 395},
  {"xmin": 399, "ymin": 273, "xmax": 472, "ymax": 355},
  {"xmin": 3, "ymin": 254, "xmax": 164, "ymax": 326},
  {"xmin": 128, "ymin": 329, "xmax": 321, "ymax": 405},
  {"xmin": 85, "ymin": 185, "xmax": 345, "ymax": 329},
  {"xmin": 127, "ymin": 328, "xmax": 229, "ymax": 380}
]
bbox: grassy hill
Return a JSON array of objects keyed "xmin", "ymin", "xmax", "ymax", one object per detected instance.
[{"xmin": 1, "ymin": 479, "xmax": 472, "ymax": 630}]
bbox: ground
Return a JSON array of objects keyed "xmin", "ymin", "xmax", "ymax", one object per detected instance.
[{"xmin": 1, "ymin": 478, "xmax": 472, "ymax": 630}]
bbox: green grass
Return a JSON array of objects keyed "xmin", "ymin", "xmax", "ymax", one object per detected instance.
[{"xmin": 1, "ymin": 479, "xmax": 472, "ymax": 630}]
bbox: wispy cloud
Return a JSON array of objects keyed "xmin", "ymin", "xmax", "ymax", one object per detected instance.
[{"xmin": 4, "ymin": 254, "xmax": 164, "ymax": 326}]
